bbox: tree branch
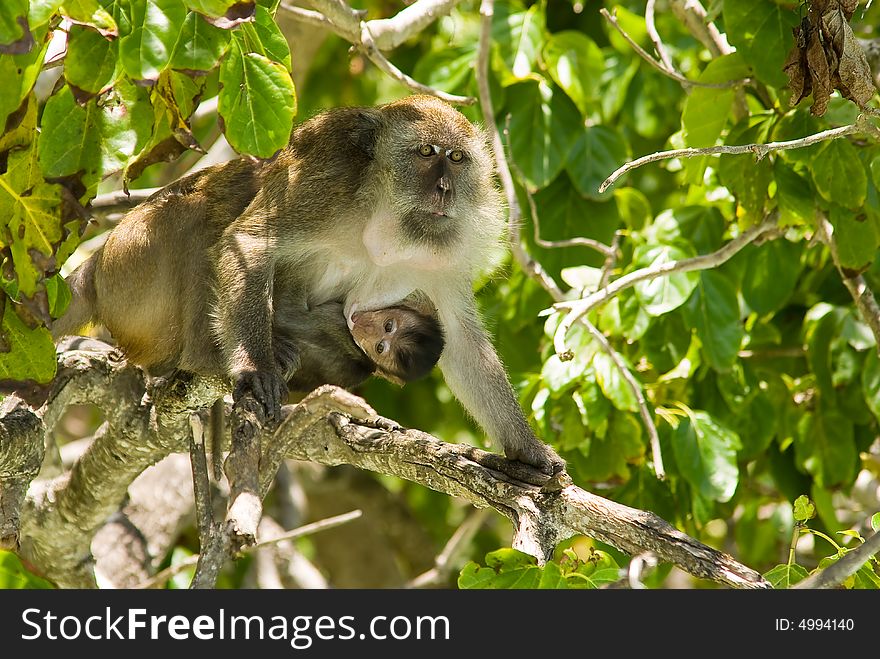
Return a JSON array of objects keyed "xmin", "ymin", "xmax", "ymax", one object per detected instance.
[
  {"xmin": 601, "ymin": 8, "xmax": 745, "ymax": 90},
  {"xmin": 4, "ymin": 345, "xmax": 769, "ymax": 588},
  {"xmin": 600, "ymin": 120, "xmax": 869, "ymax": 193},
  {"xmin": 794, "ymin": 531, "xmax": 880, "ymax": 589},
  {"xmin": 816, "ymin": 215, "xmax": 880, "ymax": 353},
  {"xmin": 552, "ymin": 214, "xmax": 779, "ymax": 357},
  {"xmin": 280, "ymin": 0, "xmax": 474, "ymax": 104}
]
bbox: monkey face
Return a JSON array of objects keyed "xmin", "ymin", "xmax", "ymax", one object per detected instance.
[
  {"xmin": 349, "ymin": 306, "xmax": 445, "ymax": 384},
  {"xmin": 375, "ymin": 97, "xmax": 498, "ymax": 249}
]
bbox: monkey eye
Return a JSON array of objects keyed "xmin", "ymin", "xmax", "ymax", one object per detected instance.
[
  {"xmin": 376, "ymin": 342, "xmax": 385, "ymax": 354},
  {"xmin": 384, "ymin": 319, "xmax": 394, "ymax": 333},
  {"xmin": 448, "ymin": 149, "xmax": 464, "ymax": 163},
  {"xmin": 418, "ymin": 144, "xmax": 434, "ymax": 157}
]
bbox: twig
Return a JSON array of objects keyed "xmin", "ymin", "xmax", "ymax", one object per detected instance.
[
  {"xmin": 553, "ymin": 215, "xmax": 779, "ymax": 357},
  {"xmin": 509, "ymin": 144, "xmax": 615, "ymax": 258},
  {"xmin": 816, "ymin": 215, "xmax": 880, "ymax": 353},
  {"xmin": 136, "ymin": 510, "xmax": 362, "ymax": 589},
  {"xmin": 794, "ymin": 531, "xmax": 880, "ymax": 589},
  {"xmin": 358, "ymin": 22, "xmax": 474, "ymax": 105},
  {"xmin": 669, "ymin": 0, "xmax": 732, "ymax": 57},
  {"xmin": 281, "ymin": 0, "xmax": 474, "ymax": 104},
  {"xmin": 600, "ymin": 121, "xmax": 865, "ymax": 193},
  {"xmin": 409, "ymin": 508, "xmax": 491, "ymax": 587},
  {"xmin": 600, "ymin": 8, "xmax": 744, "ymax": 90},
  {"xmin": 583, "ymin": 320, "xmax": 664, "ymax": 480},
  {"xmin": 645, "ymin": 0, "xmax": 674, "ymax": 73}
]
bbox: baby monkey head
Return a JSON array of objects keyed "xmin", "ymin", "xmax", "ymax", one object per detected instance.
[{"xmin": 349, "ymin": 306, "xmax": 445, "ymax": 385}]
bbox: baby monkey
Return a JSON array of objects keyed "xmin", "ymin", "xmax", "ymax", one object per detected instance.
[{"xmin": 276, "ymin": 301, "xmax": 445, "ymax": 393}]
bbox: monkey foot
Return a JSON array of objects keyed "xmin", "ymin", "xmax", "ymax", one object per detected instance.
[{"xmin": 233, "ymin": 370, "xmax": 287, "ymax": 426}]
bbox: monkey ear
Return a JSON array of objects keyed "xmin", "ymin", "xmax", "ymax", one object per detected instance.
[{"xmin": 350, "ymin": 110, "xmax": 381, "ymax": 159}]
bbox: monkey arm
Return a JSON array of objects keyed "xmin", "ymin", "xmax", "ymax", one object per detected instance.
[
  {"xmin": 214, "ymin": 227, "xmax": 287, "ymax": 423},
  {"xmin": 433, "ymin": 287, "xmax": 565, "ymax": 476}
]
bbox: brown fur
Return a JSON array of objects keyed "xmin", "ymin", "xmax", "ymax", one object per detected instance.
[{"xmin": 55, "ymin": 96, "xmax": 564, "ymax": 476}]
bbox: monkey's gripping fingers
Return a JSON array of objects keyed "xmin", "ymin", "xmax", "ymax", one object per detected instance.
[
  {"xmin": 503, "ymin": 436, "xmax": 567, "ymax": 481},
  {"xmin": 233, "ymin": 370, "xmax": 288, "ymax": 427}
]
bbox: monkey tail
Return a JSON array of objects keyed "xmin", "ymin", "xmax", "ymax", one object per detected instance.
[{"xmin": 51, "ymin": 256, "xmax": 98, "ymax": 339}]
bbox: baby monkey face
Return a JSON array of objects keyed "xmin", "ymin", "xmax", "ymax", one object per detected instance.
[{"xmin": 349, "ymin": 306, "xmax": 445, "ymax": 385}]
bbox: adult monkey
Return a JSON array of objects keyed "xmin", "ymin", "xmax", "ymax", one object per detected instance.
[{"xmin": 55, "ymin": 95, "xmax": 565, "ymax": 479}]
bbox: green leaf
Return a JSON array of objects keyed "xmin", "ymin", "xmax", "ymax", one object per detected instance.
[
  {"xmin": 28, "ymin": 0, "xmax": 64, "ymax": 27},
  {"xmin": 543, "ymin": 30, "xmax": 604, "ymax": 116},
  {"xmin": 0, "ymin": 551, "xmax": 54, "ymax": 589},
  {"xmin": 0, "ymin": 301, "xmax": 57, "ymax": 382},
  {"xmin": 672, "ymin": 410, "xmax": 741, "ymax": 502},
  {"xmin": 792, "ymin": 495, "xmax": 816, "ymax": 523},
  {"xmin": 218, "ymin": 39, "xmax": 296, "ymax": 158},
  {"xmin": 120, "ymin": 0, "xmax": 186, "ymax": 82},
  {"xmin": 613, "ymin": 187, "xmax": 651, "ymax": 231},
  {"xmin": 718, "ymin": 126, "xmax": 773, "ymax": 216},
  {"xmin": 683, "ymin": 271, "xmax": 743, "ymax": 372},
  {"xmin": 0, "ymin": 29, "xmax": 48, "ymax": 127},
  {"xmin": 0, "ymin": 0, "xmax": 33, "ymax": 54},
  {"xmin": 566, "ymin": 125, "xmax": 629, "ymax": 200},
  {"xmin": 810, "ymin": 140, "xmax": 868, "ymax": 210},
  {"xmin": 412, "ymin": 47, "xmax": 476, "ymax": 95},
  {"xmin": 742, "ymin": 239, "xmax": 802, "ymax": 315},
  {"xmin": 491, "ymin": 3, "xmax": 544, "ymax": 84},
  {"xmin": 61, "ymin": 0, "xmax": 118, "ymax": 37},
  {"xmin": 795, "ymin": 409, "xmax": 857, "ymax": 488},
  {"xmin": 3, "ymin": 181, "xmax": 64, "ymax": 296},
  {"xmin": 632, "ymin": 243, "xmax": 700, "ymax": 316},
  {"xmin": 592, "ymin": 351, "xmax": 639, "ymax": 413},
  {"xmin": 235, "ymin": 5, "xmax": 289, "ymax": 70},
  {"xmin": 184, "ymin": 0, "xmax": 255, "ymax": 29},
  {"xmin": 871, "ymin": 512, "xmax": 880, "ymax": 532},
  {"xmin": 64, "ymin": 24, "xmax": 118, "ymax": 97},
  {"xmin": 506, "ymin": 80, "xmax": 582, "ymax": 190},
  {"xmin": 681, "ymin": 53, "xmax": 749, "ymax": 147},
  {"xmin": 39, "ymin": 85, "xmax": 143, "ymax": 198},
  {"xmin": 828, "ymin": 204, "xmax": 879, "ymax": 274},
  {"xmin": 722, "ymin": 0, "xmax": 797, "ymax": 88},
  {"xmin": 774, "ymin": 159, "xmax": 815, "ymax": 225},
  {"xmin": 170, "ymin": 11, "xmax": 231, "ymax": 73},
  {"xmin": 569, "ymin": 412, "xmax": 643, "ymax": 483},
  {"xmin": 764, "ymin": 563, "xmax": 809, "ymax": 589}
]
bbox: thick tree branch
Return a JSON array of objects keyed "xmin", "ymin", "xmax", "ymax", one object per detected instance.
[{"xmin": 4, "ymin": 346, "xmax": 769, "ymax": 588}]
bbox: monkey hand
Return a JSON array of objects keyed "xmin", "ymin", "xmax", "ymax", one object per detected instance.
[
  {"xmin": 503, "ymin": 433, "xmax": 566, "ymax": 481},
  {"xmin": 232, "ymin": 370, "xmax": 288, "ymax": 431}
]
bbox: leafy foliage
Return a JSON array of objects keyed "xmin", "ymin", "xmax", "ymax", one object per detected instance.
[{"xmin": 1, "ymin": 0, "xmax": 879, "ymax": 589}]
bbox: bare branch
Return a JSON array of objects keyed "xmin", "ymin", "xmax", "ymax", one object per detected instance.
[
  {"xmin": 669, "ymin": 0, "xmax": 733, "ymax": 57},
  {"xmin": 645, "ymin": 0, "xmax": 674, "ymax": 72},
  {"xmin": 794, "ymin": 531, "xmax": 880, "ymax": 589},
  {"xmin": 553, "ymin": 215, "xmax": 779, "ymax": 357},
  {"xmin": 600, "ymin": 120, "xmax": 868, "ymax": 194},
  {"xmin": 582, "ymin": 320, "xmax": 664, "ymax": 480},
  {"xmin": 600, "ymin": 8, "xmax": 745, "ymax": 90},
  {"xmin": 409, "ymin": 509, "xmax": 491, "ymax": 587},
  {"xmin": 816, "ymin": 215, "xmax": 880, "ymax": 352},
  {"xmin": 139, "ymin": 510, "xmax": 362, "ymax": 589},
  {"xmin": 281, "ymin": 0, "xmax": 474, "ymax": 104}
]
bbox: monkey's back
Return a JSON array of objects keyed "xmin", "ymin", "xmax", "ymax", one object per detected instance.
[{"xmin": 90, "ymin": 159, "xmax": 262, "ymax": 374}]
